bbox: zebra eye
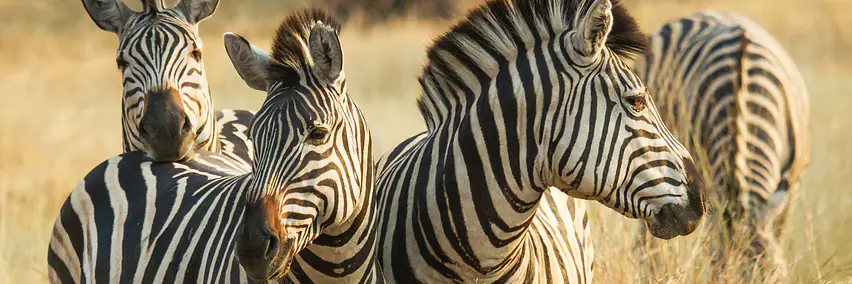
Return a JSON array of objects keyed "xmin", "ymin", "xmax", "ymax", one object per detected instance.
[
  {"xmin": 116, "ymin": 58, "xmax": 129, "ymax": 70},
  {"xmin": 307, "ymin": 127, "xmax": 329, "ymax": 145},
  {"xmin": 627, "ymin": 94, "xmax": 646, "ymax": 112},
  {"xmin": 190, "ymin": 49, "xmax": 202, "ymax": 61}
]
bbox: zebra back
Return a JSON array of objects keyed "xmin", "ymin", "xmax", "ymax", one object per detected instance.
[
  {"xmin": 48, "ymin": 151, "xmax": 257, "ymax": 283},
  {"xmin": 634, "ymin": 11, "xmax": 810, "ymax": 277},
  {"xmin": 636, "ymin": 11, "xmax": 809, "ymax": 227}
]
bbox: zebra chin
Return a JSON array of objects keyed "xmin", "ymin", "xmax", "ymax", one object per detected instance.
[{"xmin": 142, "ymin": 147, "xmax": 194, "ymax": 163}]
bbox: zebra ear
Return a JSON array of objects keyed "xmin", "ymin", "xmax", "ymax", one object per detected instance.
[
  {"xmin": 175, "ymin": 0, "xmax": 219, "ymax": 24},
  {"xmin": 572, "ymin": 0, "xmax": 613, "ymax": 59},
  {"xmin": 308, "ymin": 23, "xmax": 344, "ymax": 83},
  {"xmin": 81, "ymin": 0, "xmax": 134, "ymax": 34},
  {"xmin": 224, "ymin": 32, "xmax": 271, "ymax": 91}
]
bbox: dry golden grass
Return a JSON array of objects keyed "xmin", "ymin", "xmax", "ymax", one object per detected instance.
[
  {"xmin": 0, "ymin": 0, "xmax": 849, "ymax": 283},
  {"xmin": 593, "ymin": 1, "xmax": 852, "ymax": 283}
]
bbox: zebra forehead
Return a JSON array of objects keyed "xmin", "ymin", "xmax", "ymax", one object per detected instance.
[
  {"xmin": 120, "ymin": 12, "xmax": 199, "ymax": 47},
  {"xmin": 253, "ymin": 95, "xmax": 336, "ymax": 127}
]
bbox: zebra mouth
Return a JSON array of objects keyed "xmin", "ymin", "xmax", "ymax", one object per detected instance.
[
  {"xmin": 140, "ymin": 127, "xmax": 197, "ymax": 162},
  {"xmin": 647, "ymin": 202, "xmax": 702, "ymax": 239},
  {"xmin": 237, "ymin": 232, "xmax": 296, "ymax": 281},
  {"xmin": 138, "ymin": 87, "xmax": 198, "ymax": 162},
  {"xmin": 144, "ymin": 147, "xmax": 194, "ymax": 163},
  {"xmin": 266, "ymin": 248, "xmax": 295, "ymax": 280},
  {"xmin": 266, "ymin": 259, "xmax": 293, "ymax": 280},
  {"xmin": 646, "ymin": 157, "xmax": 707, "ymax": 239},
  {"xmin": 245, "ymin": 249, "xmax": 294, "ymax": 280}
]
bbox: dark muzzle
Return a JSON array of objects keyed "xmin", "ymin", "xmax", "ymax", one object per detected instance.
[
  {"xmin": 138, "ymin": 87, "xmax": 195, "ymax": 162},
  {"xmin": 647, "ymin": 158, "xmax": 707, "ymax": 239},
  {"xmin": 236, "ymin": 201, "xmax": 292, "ymax": 280}
]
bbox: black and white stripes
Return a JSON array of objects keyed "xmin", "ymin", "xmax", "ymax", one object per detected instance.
[
  {"xmin": 374, "ymin": 0, "xmax": 706, "ymax": 282},
  {"xmin": 48, "ymin": 10, "xmax": 382, "ymax": 283},
  {"xmin": 81, "ymin": 0, "xmax": 253, "ymax": 164},
  {"xmin": 634, "ymin": 11, "xmax": 810, "ymax": 276}
]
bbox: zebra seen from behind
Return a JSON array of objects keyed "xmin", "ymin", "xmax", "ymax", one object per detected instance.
[
  {"xmin": 634, "ymin": 11, "xmax": 810, "ymax": 279},
  {"xmin": 82, "ymin": 0, "xmax": 253, "ymax": 163},
  {"xmin": 374, "ymin": 0, "xmax": 707, "ymax": 282},
  {"xmin": 48, "ymin": 10, "xmax": 383, "ymax": 283}
]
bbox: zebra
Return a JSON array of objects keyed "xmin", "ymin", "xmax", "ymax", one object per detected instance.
[
  {"xmin": 633, "ymin": 11, "xmax": 810, "ymax": 278},
  {"xmin": 48, "ymin": 10, "xmax": 383, "ymax": 283},
  {"xmin": 373, "ymin": 0, "xmax": 707, "ymax": 282},
  {"xmin": 82, "ymin": 0, "xmax": 253, "ymax": 164}
]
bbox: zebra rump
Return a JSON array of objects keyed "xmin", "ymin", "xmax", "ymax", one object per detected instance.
[{"xmin": 634, "ymin": 11, "xmax": 810, "ymax": 279}]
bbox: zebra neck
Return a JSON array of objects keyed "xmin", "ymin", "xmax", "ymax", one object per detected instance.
[
  {"xmin": 122, "ymin": 113, "xmax": 135, "ymax": 152},
  {"xmin": 292, "ymin": 121, "xmax": 379, "ymax": 282},
  {"xmin": 291, "ymin": 203, "xmax": 380, "ymax": 282},
  {"xmin": 432, "ymin": 100, "xmax": 549, "ymax": 274},
  {"xmin": 196, "ymin": 107, "xmax": 220, "ymax": 153}
]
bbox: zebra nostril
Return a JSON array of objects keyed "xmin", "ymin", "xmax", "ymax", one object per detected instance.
[
  {"xmin": 264, "ymin": 232, "xmax": 279, "ymax": 261},
  {"xmin": 139, "ymin": 124, "xmax": 150, "ymax": 140},
  {"xmin": 682, "ymin": 158, "xmax": 707, "ymax": 215},
  {"xmin": 181, "ymin": 115, "xmax": 193, "ymax": 135}
]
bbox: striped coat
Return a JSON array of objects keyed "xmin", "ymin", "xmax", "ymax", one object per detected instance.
[
  {"xmin": 634, "ymin": 11, "xmax": 810, "ymax": 277},
  {"xmin": 374, "ymin": 0, "xmax": 706, "ymax": 282},
  {"xmin": 49, "ymin": 10, "xmax": 382, "ymax": 283},
  {"xmin": 82, "ymin": 0, "xmax": 254, "ymax": 164}
]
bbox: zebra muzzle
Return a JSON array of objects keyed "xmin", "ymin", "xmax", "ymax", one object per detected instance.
[
  {"xmin": 647, "ymin": 202, "xmax": 702, "ymax": 239},
  {"xmin": 236, "ymin": 202, "xmax": 297, "ymax": 280},
  {"xmin": 647, "ymin": 158, "xmax": 707, "ymax": 239},
  {"xmin": 139, "ymin": 87, "xmax": 196, "ymax": 162}
]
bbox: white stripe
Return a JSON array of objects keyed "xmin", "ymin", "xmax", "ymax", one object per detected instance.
[
  {"xmin": 132, "ymin": 162, "xmax": 159, "ymax": 282},
  {"xmin": 105, "ymin": 158, "xmax": 129, "ymax": 282}
]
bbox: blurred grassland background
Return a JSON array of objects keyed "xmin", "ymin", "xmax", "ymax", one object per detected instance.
[{"xmin": 0, "ymin": 0, "xmax": 850, "ymax": 282}]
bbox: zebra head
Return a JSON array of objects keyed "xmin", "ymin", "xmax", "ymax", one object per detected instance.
[
  {"xmin": 224, "ymin": 12, "xmax": 372, "ymax": 281},
  {"xmin": 544, "ymin": 0, "xmax": 706, "ymax": 239},
  {"xmin": 81, "ymin": 0, "xmax": 220, "ymax": 161}
]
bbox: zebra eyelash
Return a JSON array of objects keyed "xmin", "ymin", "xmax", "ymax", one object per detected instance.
[
  {"xmin": 625, "ymin": 93, "xmax": 647, "ymax": 112},
  {"xmin": 116, "ymin": 57, "xmax": 129, "ymax": 70},
  {"xmin": 306, "ymin": 125, "xmax": 330, "ymax": 145},
  {"xmin": 190, "ymin": 49, "xmax": 202, "ymax": 61}
]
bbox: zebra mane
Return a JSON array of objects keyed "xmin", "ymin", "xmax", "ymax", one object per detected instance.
[
  {"xmin": 416, "ymin": 0, "xmax": 646, "ymax": 131},
  {"xmin": 268, "ymin": 9, "xmax": 341, "ymax": 77}
]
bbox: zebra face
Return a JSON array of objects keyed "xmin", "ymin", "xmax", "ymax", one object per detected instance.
[
  {"xmin": 225, "ymin": 22, "xmax": 370, "ymax": 280},
  {"xmin": 82, "ymin": 0, "xmax": 220, "ymax": 161},
  {"xmin": 239, "ymin": 93, "xmax": 357, "ymax": 279},
  {"xmin": 549, "ymin": 48, "xmax": 705, "ymax": 239}
]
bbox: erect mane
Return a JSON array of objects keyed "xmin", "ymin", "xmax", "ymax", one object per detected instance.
[
  {"xmin": 267, "ymin": 9, "xmax": 341, "ymax": 78},
  {"xmin": 415, "ymin": 0, "xmax": 646, "ymax": 131}
]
